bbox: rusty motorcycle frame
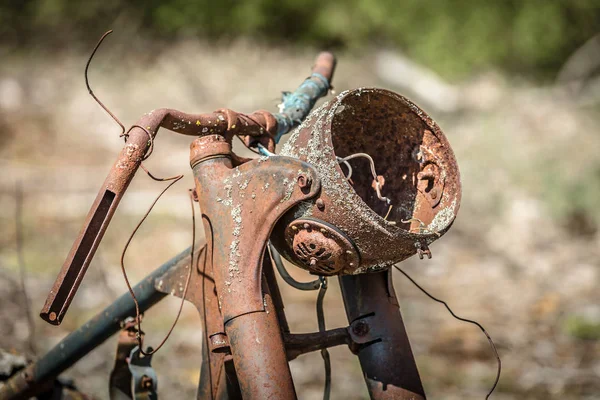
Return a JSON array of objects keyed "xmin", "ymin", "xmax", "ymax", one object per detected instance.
[{"xmin": 0, "ymin": 46, "xmax": 463, "ymax": 400}]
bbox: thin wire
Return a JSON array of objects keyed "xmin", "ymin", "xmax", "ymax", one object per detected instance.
[
  {"xmin": 126, "ymin": 124, "xmax": 155, "ymax": 159},
  {"xmin": 336, "ymin": 156, "xmax": 353, "ymax": 181},
  {"xmin": 268, "ymin": 242, "xmax": 321, "ymax": 291},
  {"xmin": 85, "ymin": 32, "xmax": 157, "ymax": 165},
  {"xmin": 384, "ymin": 205, "xmax": 393, "ymax": 220},
  {"xmin": 316, "ymin": 277, "xmax": 331, "ymax": 400},
  {"xmin": 337, "ymin": 152, "xmax": 392, "ymax": 216},
  {"xmin": 85, "ymin": 29, "xmax": 196, "ymax": 355},
  {"xmin": 393, "ymin": 265, "xmax": 501, "ymax": 399},
  {"xmin": 85, "ymin": 30, "xmax": 125, "ymax": 135},
  {"xmin": 120, "ymin": 181, "xmax": 195, "ymax": 356},
  {"xmin": 338, "ymin": 153, "xmax": 377, "ymax": 178}
]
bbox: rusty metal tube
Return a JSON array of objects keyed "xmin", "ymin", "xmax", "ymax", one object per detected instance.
[
  {"xmin": 0, "ymin": 247, "xmax": 191, "ymax": 400},
  {"xmin": 339, "ymin": 270, "xmax": 426, "ymax": 400},
  {"xmin": 225, "ymin": 291, "xmax": 297, "ymax": 400},
  {"xmin": 40, "ymin": 127, "xmax": 151, "ymax": 325}
]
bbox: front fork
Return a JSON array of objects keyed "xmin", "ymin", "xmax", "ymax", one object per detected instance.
[
  {"xmin": 188, "ymin": 134, "xmax": 424, "ymax": 399},
  {"xmin": 189, "ymin": 134, "xmax": 321, "ymax": 399},
  {"xmin": 340, "ymin": 270, "xmax": 426, "ymax": 400}
]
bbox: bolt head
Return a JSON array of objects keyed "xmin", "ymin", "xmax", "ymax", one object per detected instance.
[
  {"xmin": 352, "ymin": 321, "xmax": 370, "ymax": 336},
  {"xmin": 297, "ymin": 175, "xmax": 312, "ymax": 189},
  {"xmin": 316, "ymin": 198, "xmax": 325, "ymax": 210}
]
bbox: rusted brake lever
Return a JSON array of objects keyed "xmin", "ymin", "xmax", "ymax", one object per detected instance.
[{"xmin": 40, "ymin": 51, "xmax": 336, "ymax": 325}]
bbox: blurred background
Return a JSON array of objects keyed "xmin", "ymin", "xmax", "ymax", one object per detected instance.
[{"xmin": 1, "ymin": 1, "xmax": 600, "ymax": 399}]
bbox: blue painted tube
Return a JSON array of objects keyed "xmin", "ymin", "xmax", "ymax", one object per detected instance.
[
  {"xmin": 33, "ymin": 246, "xmax": 191, "ymax": 383},
  {"xmin": 273, "ymin": 72, "xmax": 331, "ymax": 143}
]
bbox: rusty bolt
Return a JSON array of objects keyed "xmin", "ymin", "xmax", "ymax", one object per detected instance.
[
  {"xmin": 429, "ymin": 188, "xmax": 438, "ymax": 199},
  {"xmin": 191, "ymin": 189, "xmax": 199, "ymax": 202},
  {"xmin": 297, "ymin": 174, "xmax": 312, "ymax": 189},
  {"xmin": 316, "ymin": 198, "xmax": 325, "ymax": 210},
  {"xmin": 352, "ymin": 320, "xmax": 370, "ymax": 337},
  {"xmin": 310, "ymin": 257, "xmax": 318, "ymax": 266},
  {"xmin": 303, "ymin": 223, "xmax": 311, "ymax": 230}
]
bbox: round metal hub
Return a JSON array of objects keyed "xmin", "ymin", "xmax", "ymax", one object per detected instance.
[{"xmin": 284, "ymin": 218, "xmax": 359, "ymax": 276}]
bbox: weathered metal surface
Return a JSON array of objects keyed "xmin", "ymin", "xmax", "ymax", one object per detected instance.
[
  {"xmin": 159, "ymin": 240, "xmax": 293, "ymax": 400},
  {"xmin": 191, "ymin": 136, "xmax": 320, "ymax": 323},
  {"xmin": 128, "ymin": 347, "xmax": 157, "ymax": 400},
  {"xmin": 226, "ymin": 290, "xmax": 296, "ymax": 399},
  {"xmin": 109, "ymin": 318, "xmax": 144, "ymax": 399},
  {"xmin": 191, "ymin": 135, "xmax": 326, "ymax": 399},
  {"xmin": 285, "ymin": 217, "xmax": 359, "ymax": 275},
  {"xmin": 284, "ymin": 329, "xmax": 350, "ymax": 361},
  {"xmin": 272, "ymin": 52, "xmax": 336, "ymax": 142},
  {"xmin": 155, "ymin": 245, "xmax": 230, "ymax": 400},
  {"xmin": 365, "ymin": 378, "xmax": 425, "ymax": 400},
  {"xmin": 40, "ymin": 51, "xmax": 336, "ymax": 326},
  {"xmin": 40, "ymin": 107, "xmax": 277, "ymax": 325},
  {"xmin": 273, "ymin": 88, "xmax": 461, "ymax": 274},
  {"xmin": 339, "ymin": 270, "xmax": 426, "ymax": 399},
  {"xmin": 40, "ymin": 126, "xmax": 151, "ymax": 325},
  {"xmin": 0, "ymin": 247, "xmax": 192, "ymax": 400},
  {"xmin": 262, "ymin": 249, "xmax": 290, "ymax": 334}
]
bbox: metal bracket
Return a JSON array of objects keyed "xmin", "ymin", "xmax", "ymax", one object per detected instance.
[
  {"xmin": 348, "ymin": 314, "xmax": 382, "ymax": 349},
  {"xmin": 128, "ymin": 347, "xmax": 157, "ymax": 400},
  {"xmin": 108, "ymin": 319, "xmax": 157, "ymax": 400}
]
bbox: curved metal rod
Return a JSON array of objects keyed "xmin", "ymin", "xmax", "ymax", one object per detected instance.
[
  {"xmin": 317, "ymin": 277, "xmax": 331, "ymax": 400},
  {"xmin": 268, "ymin": 242, "xmax": 321, "ymax": 291}
]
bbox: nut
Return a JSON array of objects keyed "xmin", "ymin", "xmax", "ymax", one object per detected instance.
[{"xmin": 297, "ymin": 174, "xmax": 312, "ymax": 189}]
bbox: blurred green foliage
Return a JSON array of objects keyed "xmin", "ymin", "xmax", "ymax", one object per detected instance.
[
  {"xmin": 1, "ymin": 0, "xmax": 599, "ymax": 80},
  {"xmin": 565, "ymin": 315, "xmax": 600, "ymax": 340}
]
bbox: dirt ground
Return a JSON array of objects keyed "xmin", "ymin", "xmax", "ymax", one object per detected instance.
[{"xmin": 0, "ymin": 39, "xmax": 599, "ymax": 399}]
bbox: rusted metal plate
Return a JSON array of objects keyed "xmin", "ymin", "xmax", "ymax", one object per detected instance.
[
  {"xmin": 340, "ymin": 270, "xmax": 426, "ymax": 399},
  {"xmin": 365, "ymin": 378, "xmax": 425, "ymax": 400},
  {"xmin": 190, "ymin": 135, "xmax": 325, "ymax": 399},
  {"xmin": 191, "ymin": 136, "xmax": 320, "ymax": 322},
  {"xmin": 274, "ymin": 88, "xmax": 461, "ymax": 274},
  {"xmin": 284, "ymin": 217, "xmax": 359, "ymax": 275},
  {"xmin": 155, "ymin": 245, "xmax": 232, "ymax": 400}
]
